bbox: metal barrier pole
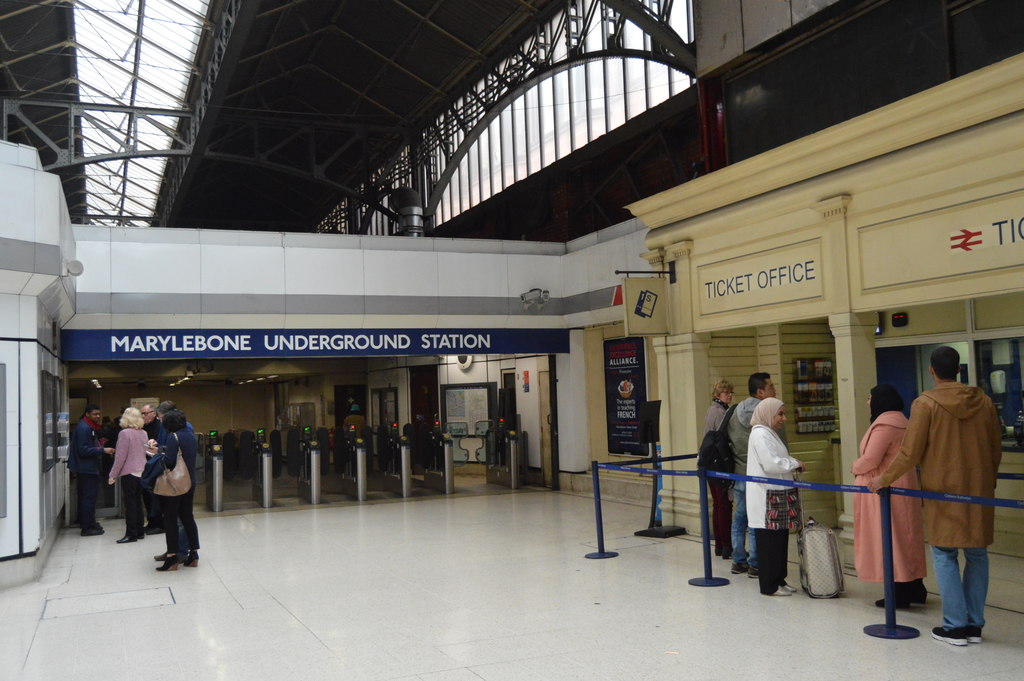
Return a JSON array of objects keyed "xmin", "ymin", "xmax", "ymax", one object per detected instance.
[
  {"xmin": 689, "ymin": 469, "xmax": 729, "ymax": 587},
  {"xmin": 256, "ymin": 444, "xmax": 273, "ymax": 508},
  {"xmin": 206, "ymin": 445, "xmax": 223, "ymax": 512},
  {"xmin": 400, "ymin": 440, "xmax": 412, "ymax": 498},
  {"xmin": 864, "ymin": 488, "xmax": 919, "ymax": 639},
  {"xmin": 308, "ymin": 440, "xmax": 322, "ymax": 505},
  {"xmin": 443, "ymin": 436, "xmax": 455, "ymax": 494},
  {"xmin": 509, "ymin": 431, "xmax": 520, "ymax": 489},
  {"xmin": 355, "ymin": 439, "xmax": 367, "ymax": 501},
  {"xmin": 585, "ymin": 461, "xmax": 618, "ymax": 559}
]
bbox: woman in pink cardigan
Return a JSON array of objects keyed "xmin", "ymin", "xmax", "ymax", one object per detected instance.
[
  {"xmin": 852, "ymin": 384, "xmax": 927, "ymax": 608},
  {"xmin": 107, "ymin": 407, "xmax": 149, "ymax": 543}
]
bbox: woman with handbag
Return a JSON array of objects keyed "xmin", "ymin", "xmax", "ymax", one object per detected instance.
[
  {"xmin": 746, "ymin": 397, "xmax": 805, "ymax": 596},
  {"xmin": 107, "ymin": 407, "xmax": 149, "ymax": 543},
  {"xmin": 153, "ymin": 409, "xmax": 200, "ymax": 571}
]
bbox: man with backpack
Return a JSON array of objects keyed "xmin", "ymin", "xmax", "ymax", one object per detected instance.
[{"xmin": 726, "ymin": 372, "xmax": 780, "ymax": 577}]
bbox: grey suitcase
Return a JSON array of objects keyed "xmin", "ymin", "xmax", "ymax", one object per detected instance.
[{"xmin": 797, "ymin": 517, "xmax": 844, "ymax": 598}]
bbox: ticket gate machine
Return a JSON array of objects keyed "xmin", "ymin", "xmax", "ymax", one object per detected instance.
[
  {"xmin": 379, "ymin": 423, "xmax": 412, "ymax": 497},
  {"xmin": 297, "ymin": 426, "xmax": 322, "ymax": 505},
  {"xmin": 330, "ymin": 424, "xmax": 372, "ymax": 501},
  {"xmin": 205, "ymin": 431, "xmax": 224, "ymax": 512},
  {"xmin": 252, "ymin": 439, "xmax": 273, "ymax": 508},
  {"xmin": 421, "ymin": 420, "xmax": 455, "ymax": 494},
  {"xmin": 486, "ymin": 416, "xmax": 524, "ymax": 489}
]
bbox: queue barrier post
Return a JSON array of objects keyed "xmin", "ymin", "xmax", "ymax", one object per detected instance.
[
  {"xmin": 864, "ymin": 488, "xmax": 919, "ymax": 640},
  {"xmin": 688, "ymin": 468, "xmax": 729, "ymax": 587},
  {"xmin": 585, "ymin": 461, "xmax": 618, "ymax": 559}
]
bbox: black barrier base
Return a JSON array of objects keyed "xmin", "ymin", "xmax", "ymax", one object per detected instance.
[
  {"xmin": 585, "ymin": 551, "xmax": 619, "ymax": 559},
  {"xmin": 863, "ymin": 624, "xmax": 920, "ymax": 639},
  {"xmin": 635, "ymin": 525, "xmax": 686, "ymax": 538},
  {"xmin": 688, "ymin": 576, "xmax": 730, "ymax": 587}
]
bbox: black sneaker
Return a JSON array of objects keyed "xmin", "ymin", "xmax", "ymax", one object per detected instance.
[
  {"xmin": 747, "ymin": 567, "xmax": 760, "ymax": 578},
  {"xmin": 965, "ymin": 626, "xmax": 982, "ymax": 644},
  {"xmin": 80, "ymin": 527, "xmax": 104, "ymax": 537},
  {"xmin": 144, "ymin": 525, "xmax": 165, "ymax": 535},
  {"xmin": 730, "ymin": 563, "xmax": 748, "ymax": 574},
  {"xmin": 931, "ymin": 627, "xmax": 968, "ymax": 646}
]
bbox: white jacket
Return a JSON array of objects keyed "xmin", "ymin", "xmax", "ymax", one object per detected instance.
[{"xmin": 746, "ymin": 424, "xmax": 801, "ymax": 530}]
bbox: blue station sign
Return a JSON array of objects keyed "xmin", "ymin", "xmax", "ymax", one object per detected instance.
[{"xmin": 62, "ymin": 328, "xmax": 570, "ymax": 361}]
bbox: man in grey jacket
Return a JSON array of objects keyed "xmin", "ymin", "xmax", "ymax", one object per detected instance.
[{"xmin": 727, "ymin": 372, "xmax": 777, "ymax": 576}]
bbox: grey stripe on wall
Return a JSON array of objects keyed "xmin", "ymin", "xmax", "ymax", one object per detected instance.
[
  {"xmin": 75, "ymin": 288, "xmax": 620, "ymax": 317},
  {"xmin": 0, "ymin": 238, "xmax": 61, "ymax": 276}
]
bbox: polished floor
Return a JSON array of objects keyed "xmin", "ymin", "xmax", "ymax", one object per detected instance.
[{"xmin": 2, "ymin": 488, "xmax": 1022, "ymax": 681}]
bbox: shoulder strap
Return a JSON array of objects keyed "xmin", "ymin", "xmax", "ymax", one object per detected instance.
[{"xmin": 718, "ymin": 404, "xmax": 737, "ymax": 433}]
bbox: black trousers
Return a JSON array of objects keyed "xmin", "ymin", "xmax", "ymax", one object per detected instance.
[
  {"xmin": 77, "ymin": 473, "xmax": 100, "ymax": 530},
  {"xmin": 121, "ymin": 475, "xmax": 144, "ymax": 538},
  {"xmin": 160, "ymin": 487, "xmax": 200, "ymax": 555},
  {"xmin": 755, "ymin": 528, "xmax": 790, "ymax": 595},
  {"xmin": 142, "ymin": 488, "xmax": 162, "ymax": 527}
]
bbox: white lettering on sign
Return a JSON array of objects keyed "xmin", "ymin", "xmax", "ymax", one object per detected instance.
[
  {"xmin": 108, "ymin": 332, "xmax": 499, "ymax": 355},
  {"xmin": 110, "ymin": 334, "xmax": 252, "ymax": 353}
]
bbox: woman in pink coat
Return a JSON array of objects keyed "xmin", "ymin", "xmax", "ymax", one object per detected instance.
[
  {"xmin": 852, "ymin": 384, "xmax": 927, "ymax": 608},
  {"xmin": 107, "ymin": 407, "xmax": 149, "ymax": 543}
]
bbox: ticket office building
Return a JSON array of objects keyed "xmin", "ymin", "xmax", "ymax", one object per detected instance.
[{"xmin": 629, "ymin": 53, "xmax": 1024, "ymax": 557}]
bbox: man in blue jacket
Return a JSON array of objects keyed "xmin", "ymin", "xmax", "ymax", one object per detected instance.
[{"xmin": 68, "ymin": 405, "xmax": 115, "ymax": 536}]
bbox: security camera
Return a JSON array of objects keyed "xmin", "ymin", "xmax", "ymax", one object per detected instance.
[{"xmin": 520, "ymin": 288, "xmax": 549, "ymax": 303}]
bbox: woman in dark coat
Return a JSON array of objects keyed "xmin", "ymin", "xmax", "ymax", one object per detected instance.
[{"xmin": 154, "ymin": 409, "xmax": 200, "ymax": 571}]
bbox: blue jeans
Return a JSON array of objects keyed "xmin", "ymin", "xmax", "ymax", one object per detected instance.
[
  {"xmin": 730, "ymin": 480, "xmax": 758, "ymax": 568},
  {"xmin": 931, "ymin": 546, "xmax": 989, "ymax": 630}
]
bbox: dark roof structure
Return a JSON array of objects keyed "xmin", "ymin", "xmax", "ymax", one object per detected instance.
[{"xmin": 1, "ymin": 0, "xmax": 697, "ymax": 236}]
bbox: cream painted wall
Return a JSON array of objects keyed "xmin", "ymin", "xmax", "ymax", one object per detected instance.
[
  {"xmin": 877, "ymin": 302, "xmax": 967, "ymax": 339},
  {"xmin": 975, "ymin": 293, "xmax": 1024, "ymax": 330}
]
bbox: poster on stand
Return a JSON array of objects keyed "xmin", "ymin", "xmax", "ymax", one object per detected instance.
[{"xmin": 604, "ymin": 337, "xmax": 647, "ymax": 454}]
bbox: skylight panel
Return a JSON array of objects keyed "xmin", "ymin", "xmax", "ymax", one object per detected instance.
[{"xmin": 73, "ymin": 0, "xmax": 210, "ymax": 225}]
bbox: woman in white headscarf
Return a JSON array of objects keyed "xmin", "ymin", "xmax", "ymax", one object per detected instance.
[{"xmin": 747, "ymin": 397, "xmax": 805, "ymax": 596}]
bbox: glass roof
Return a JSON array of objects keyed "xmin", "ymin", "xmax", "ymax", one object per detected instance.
[{"xmin": 74, "ymin": 0, "xmax": 210, "ymax": 226}]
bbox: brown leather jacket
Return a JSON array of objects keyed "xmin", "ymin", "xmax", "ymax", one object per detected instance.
[{"xmin": 878, "ymin": 382, "xmax": 1002, "ymax": 547}]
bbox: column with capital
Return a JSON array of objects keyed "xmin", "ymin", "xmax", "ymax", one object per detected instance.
[{"xmin": 829, "ymin": 311, "xmax": 878, "ymax": 565}]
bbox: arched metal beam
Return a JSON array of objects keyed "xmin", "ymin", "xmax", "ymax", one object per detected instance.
[
  {"xmin": 424, "ymin": 50, "xmax": 686, "ymax": 220},
  {"xmin": 602, "ymin": 0, "xmax": 695, "ymax": 75}
]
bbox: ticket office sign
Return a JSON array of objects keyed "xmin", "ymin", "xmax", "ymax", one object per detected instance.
[
  {"xmin": 698, "ymin": 240, "xmax": 824, "ymax": 316},
  {"xmin": 859, "ymin": 192, "xmax": 1024, "ymax": 291}
]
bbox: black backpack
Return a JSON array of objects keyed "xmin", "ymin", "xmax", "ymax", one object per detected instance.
[{"xmin": 697, "ymin": 405, "xmax": 736, "ymax": 488}]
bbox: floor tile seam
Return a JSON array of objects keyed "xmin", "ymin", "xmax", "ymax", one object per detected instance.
[{"xmin": 191, "ymin": 486, "xmax": 547, "ymax": 520}]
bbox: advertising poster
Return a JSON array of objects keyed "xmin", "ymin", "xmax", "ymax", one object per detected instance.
[{"xmin": 604, "ymin": 337, "xmax": 647, "ymax": 454}]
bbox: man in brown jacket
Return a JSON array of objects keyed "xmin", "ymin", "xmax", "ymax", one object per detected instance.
[{"xmin": 869, "ymin": 346, "xmax": 1002, "ymax": 646}]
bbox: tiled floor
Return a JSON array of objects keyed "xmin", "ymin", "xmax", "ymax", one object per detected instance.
[{"xmin": 2, "ymin": 488, "xmax": 1022, "ymax": 681}]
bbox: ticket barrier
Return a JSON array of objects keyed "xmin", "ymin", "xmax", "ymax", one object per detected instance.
[
  {"xmin": 205, "ymin": 443, "xmax": 224, "ymax": 512},
  {"xmin": 297, "ymin": 429, "xmax": 322, "ymax": 505},
  {"xmin": 330, "ymin": 425, "xmax": 372, "ymax": 501},
  {"xmin": 252, "ymin": 441, "xmax": 273, "ymax": 508},
  {"xmin": 486, "ymin": 416, "xmax": 524, "ymax": 489},
  {"xmin": 194, "ymin": 432, "xmax": 207, "ymax": 485},
  {"xmin": 421, "ymin": 421, "xmax": 454, "ymax": 494},
  {"xmin": 379, "ymin": 423, "xmax": 412, "ymax": 497}
]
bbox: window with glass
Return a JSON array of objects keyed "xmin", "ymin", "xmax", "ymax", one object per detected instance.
[{"xmin": 976, "ymin": 338, "xmax": 1024, "ymax": 449}]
